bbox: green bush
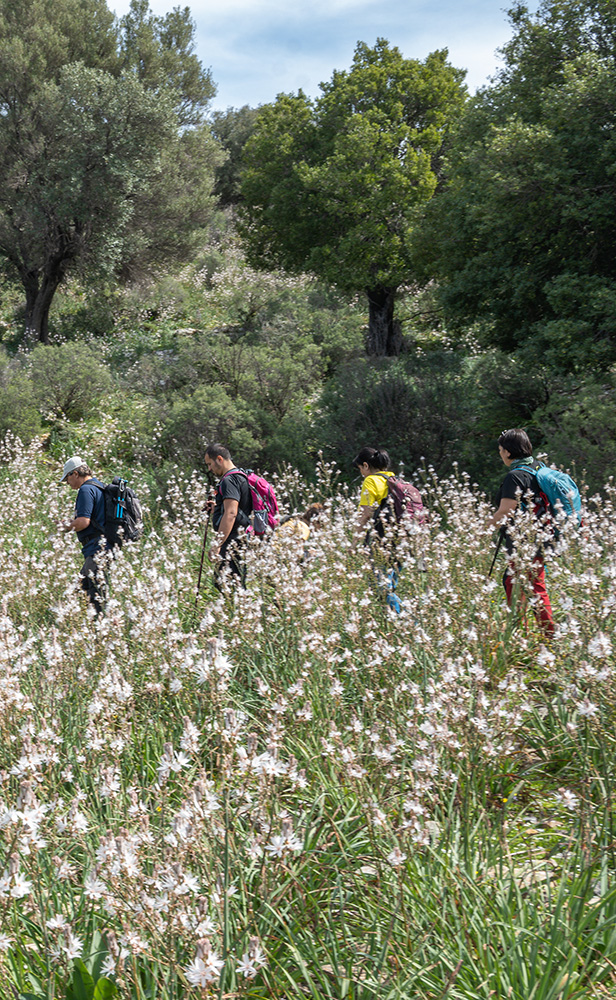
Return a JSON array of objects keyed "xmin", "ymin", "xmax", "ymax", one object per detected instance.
[
  {"xmin": 48, "ymin": 280, "xmax": 117, "ymax": 341},
  {"xmin": 0, "ymin": 349, "xmax": 40, "ymax": 444},
  {"xmin": 130, "ymin": 332, "xmax": 324, "ymax": 473},
  {"xmin": 260, "ymin": 402, "xmax": 315, "ymax": 475},
  {"xmin": 316, "ymin": 351, "xmax": 477, "ymax": 477},
  {"xmin": 315, "ymin": 348, "xmax": 586, "ymax": 494},
  {"xmin": 160, "ymin": 383, "xmax": 260, "ymax": 469},
  {"xmin": 535, "ymin": 373, "xmax": 616, "ymax": 496},
  {"xmin": 27, "ymin": 342, "xmax": 114, "ymax": 421},
  {"xmin": 454, "ymin": 351, "xmax": 553, "ymax": 490}
]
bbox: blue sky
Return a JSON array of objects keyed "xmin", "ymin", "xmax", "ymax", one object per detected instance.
[{"xmin": 112, "ymin": 0, "xmax": 541, "ymax": 111}]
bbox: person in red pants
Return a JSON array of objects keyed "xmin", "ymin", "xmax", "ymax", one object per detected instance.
[{"xmin": 487, "ymin": 429, "xmax": 555, "ymax": 639}]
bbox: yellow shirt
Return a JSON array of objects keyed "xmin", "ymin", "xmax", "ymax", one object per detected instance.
[
  {"xmin": 270, "ymin": 517, "xmax": 311, "ymax": 554},
  {"xmin": 359, "ymin": 471, "xmax": 394, "ymax": 507},
  {"xmin": 276, "ymin": 518, "xmax": 310, "ymax": 542}
]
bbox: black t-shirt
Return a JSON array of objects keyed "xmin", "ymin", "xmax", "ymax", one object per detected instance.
[
  {"xmin": 495, "ymin": 459, "xmax": 548, "ymax": 553},
  {"xmin": 212, "ymin": 470, "xmax": 252, "ymax": 540}
]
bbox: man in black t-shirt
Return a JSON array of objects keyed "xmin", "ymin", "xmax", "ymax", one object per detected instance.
[
  {"xmin": 204, "ymin": 443, "xmax": 253, "ymax": 588},
  {"xmin": 487, "ymin": 429, "xmax": 555, "ymax": 638}
]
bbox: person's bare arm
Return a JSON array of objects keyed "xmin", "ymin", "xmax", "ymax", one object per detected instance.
[
  {"xmin": 486, "ymin": 498, "xmax": 517, "ymax": 532},
  {"xmin": 62, "ymin": 516, "xmax": 91, "ymax": 534},
  {"xmin": 352, "ymin": 505, "xmax": 376, "ymax": 548},
  {"xmin": 210, "ymin": 498, "xmax": 239, "ymax": 559}
]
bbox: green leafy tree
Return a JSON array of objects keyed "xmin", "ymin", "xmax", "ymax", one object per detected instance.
[
  {"xmin": 240, "ymin": 39, "xmax": 467, "ymax": 356},
  {"xmin": 210, "ymin": 105, "xmax": 260, "ymax": 206},
  {"xmin": 0, "ymin": 0, "xmax": 219, "ymax": 342},
  {"xmin": 498, "ymin": 0, "xmax": 616, "ymax": 113},
  {"xmin": 418, "ymin": 1, "xmax": 616, "ymax": 371},
  {"xmin": 119, "ymin": 0, "xmax": 213, "ymax": 128}
]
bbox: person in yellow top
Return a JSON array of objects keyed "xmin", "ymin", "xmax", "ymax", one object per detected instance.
[
  {"xmin": 352, "ymin": 447, "xmax": 395, "ymax": 546},
  {"xmin": 273, "ymin": 503, "xmax": 323, "ymax": 549},
  {"xmin": 352, "ymin": 446, "xmax": 401, "ymax": 611}
]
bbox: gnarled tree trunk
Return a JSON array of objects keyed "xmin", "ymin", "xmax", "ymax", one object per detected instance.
[
  {"xmin": 23, "ymin": 267, "xmax": 65, "ymax": 344},
  {"xmin": 365, "ymin": 285, "xmax": 402, "ymax": 356}
]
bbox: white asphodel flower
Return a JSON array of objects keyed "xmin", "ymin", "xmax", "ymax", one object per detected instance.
[
  {"xmin": 10, "ymin": 873, "xmax": 32, "ymax": 898},
  {"xmin": 184, "ymin": 951, "xmax": 224, "ymax": 987},
  {"xmin": 236, "ymin": 938, "xmax": 267, "ymax": 978},
  {"xmin": 555, "ymin": 788, "xmax": 579, "ymax": 810},
  {"xmin": 83, "ymin": 874, "xmax": 106, "ymax": 900},
  {"xmin": 576, "ymin": 698, "xmax": 599, "ymax": 717},
  {"xmin": 0, "ymin": 932, "xmax": 13, "ymax": 952},
  {"xmin": 386, "ymin": 847, "xmax": 408, "ymax": 868},
  {"xmin": 62, "ymin": 930, "xmax": 83, "ymax": 960},
  {"xmin": 588, "ymin": 632, "xmax": 613, "ymax": 659}
]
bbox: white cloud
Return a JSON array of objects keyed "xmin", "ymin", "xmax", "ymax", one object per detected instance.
[
  {"xmin": 114, "ymin": 0, "xmax": 380, "ymax": 15},
  {"xmin": 111, "ymin": 0, "xmax": 540, "ymax": 109}
]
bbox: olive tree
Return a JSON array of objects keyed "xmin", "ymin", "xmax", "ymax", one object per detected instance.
[
  {"xmin": 240, "ymin": 40, "xmax": 466, "ymax": 355},
  {"xmin": 0, "ymin": 0, "xmax": 219, "ymax": 341}
]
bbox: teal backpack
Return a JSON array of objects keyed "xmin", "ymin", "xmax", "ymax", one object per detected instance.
[{"xmin": 510, "ymin": 460, "xmax": 582, "ymax": 528}]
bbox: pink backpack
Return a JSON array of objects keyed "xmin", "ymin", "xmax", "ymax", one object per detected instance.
[
  {"xmin": 375, "ymin": 473, "xmax": 427, "ymax": 524},
  {"xmin": 222, "ymin": 469, "xmax": 280, "ymax": 536}
]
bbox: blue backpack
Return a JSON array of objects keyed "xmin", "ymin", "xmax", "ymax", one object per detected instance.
[{"xmin": 511, "ymin": 460, "xmax": 582, "ymax": 528}]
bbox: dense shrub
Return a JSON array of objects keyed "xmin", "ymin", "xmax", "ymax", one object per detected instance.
[
  {"xmin": 0, "ymin": 349, "xmax": 40, "ymax": 443},
  {"xmin": 0, "ymin": 240, "xmax": 611, "ymax": 498},
  {"xmin": 315, "ymin": 349, "xmax": 599, "ymax": 494},
  {"xmin": 27, "ymin": 342, "xmax": 114, "ymax": 421},
  {"xmin": 536, "ymin": 373, "xmax": 616, "ymax": 496},
  {"xmin": 160, "ymin": 383, "xmax": 260, "ymax": 468},
  {"xmin": 46, "ymin": 281, "xmax": 117, "ymax": 341},
  {"xmin": 316, "ymin": 351, "xmax": 477, "ymax": 477},
  {"xmin": 129, "ymin": 332, "xmax": 325, "ymax": 473}
]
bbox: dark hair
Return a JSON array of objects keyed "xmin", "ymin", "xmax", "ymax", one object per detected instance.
[
  {"xmin": 352, "ymin": 447, "xmax": 390, "ymax": 471},
  {"xmin": 301, "ymin": 503, "xmax": 324, "ymax": 524},
  {"xmin": 75, "ymin": 464, "xmax": 92, "ymax": 478},
  {"xmin": 205, "ymin": 443, "xmax": 231, "ymax": 461},
  {"xmin": 498, "ymin": 429, "xmax": 533, "ymax": 459}
]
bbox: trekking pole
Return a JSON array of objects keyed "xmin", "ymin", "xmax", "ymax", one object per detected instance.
[
  {"xmin": 488, "ymin": 527, "xmax": 505, "ymax": 578},
  {"xmin": 195, "ymin": 487, "xmax": 215, "ymax": 605}
]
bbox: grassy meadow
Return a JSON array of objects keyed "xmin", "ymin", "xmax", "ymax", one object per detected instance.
[{"xmin": 0, "ymin": 436, "xmax": 616, "ymax": 999}]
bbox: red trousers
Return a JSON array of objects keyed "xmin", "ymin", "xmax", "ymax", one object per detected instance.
[{"xmin": 503, "ymin": 558, "xmax": 555, "ymax": 639}]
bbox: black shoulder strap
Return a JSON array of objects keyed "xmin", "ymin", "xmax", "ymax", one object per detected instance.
[{"xmin": 279, "ymin": 513, "xmax": 300, "ymax": 525}]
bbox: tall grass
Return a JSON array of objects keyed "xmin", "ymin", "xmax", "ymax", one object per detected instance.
[{"xmin": 0, "ymin": 436, "xmax": 615, "ymax": 998}]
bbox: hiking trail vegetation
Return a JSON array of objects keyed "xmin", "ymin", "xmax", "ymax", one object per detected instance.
[
  {"xmin": 1, "ymin": 438, "xmax": 616, "ymax": 997},
  {"xmin": 1, "ymin": 0, "xmax": 616, "ymax": 995}
]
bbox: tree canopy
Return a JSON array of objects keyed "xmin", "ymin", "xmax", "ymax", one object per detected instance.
[
  {"xmin": 0, "ymin": 0, "xmax": 220, "ymax": 341},
  {"xmin": 210, "ymin": 105, "xmax": 260, "ymax": 206},
  {"xmin": 417, "ymin": 0, "xmax": 616, "ymax": 371},
  {"xmin": 239, "ymin": 39, "xmax": 467, "ymax": 355}
]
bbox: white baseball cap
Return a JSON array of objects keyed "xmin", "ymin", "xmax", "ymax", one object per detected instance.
[{"xmin": 59, "ymin": 456, "xmax": 85, "ymax": 484}]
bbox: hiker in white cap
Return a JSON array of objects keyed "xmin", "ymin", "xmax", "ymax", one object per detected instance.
[{"xmin": 59, "ymin": 456, "xmax": 108, "ymax": 614}]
